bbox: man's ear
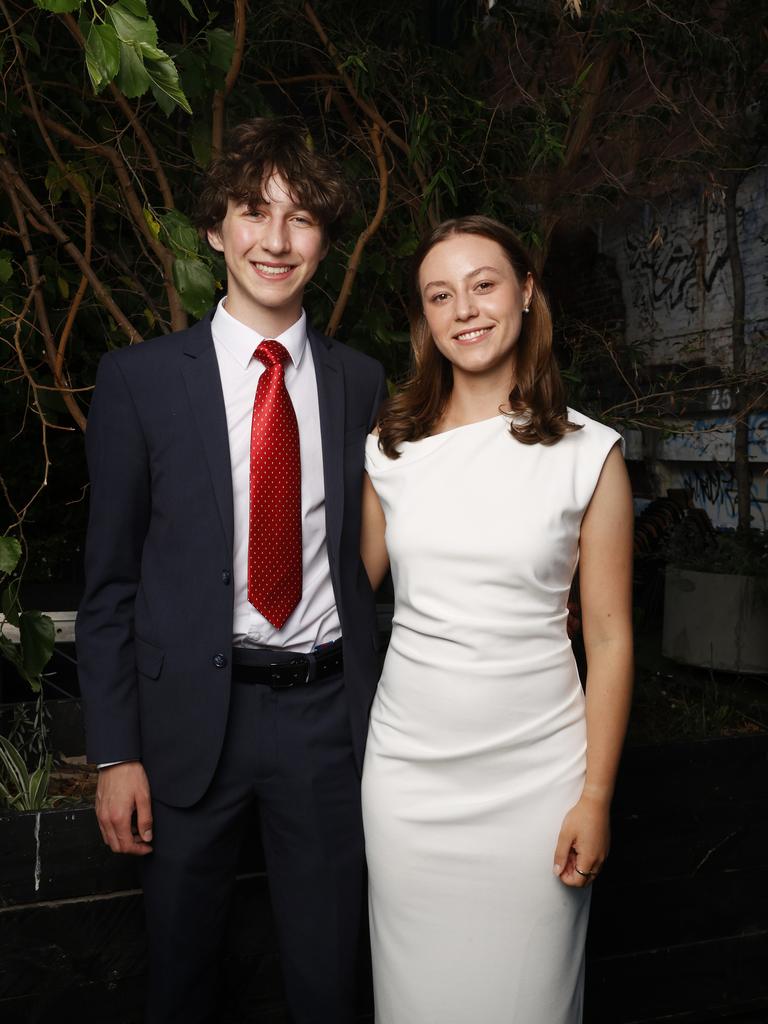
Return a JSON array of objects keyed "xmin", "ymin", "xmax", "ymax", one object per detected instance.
[{"xmin": 207, "ymin": 227, "xmax": 224, "ymax": 253}]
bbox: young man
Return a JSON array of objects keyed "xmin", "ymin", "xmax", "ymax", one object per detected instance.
[{"xmin": 76, "ymin": 119, "xmax": 387, "ymax": 1024}]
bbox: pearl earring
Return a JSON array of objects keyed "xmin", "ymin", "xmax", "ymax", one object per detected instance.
[{"xmin": 523, "ymin": 305, "xmax": 530, "ymax": 314}]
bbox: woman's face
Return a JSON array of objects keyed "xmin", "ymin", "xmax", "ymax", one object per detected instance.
[{"xmin": 418, "ymin": 233, "xmax": 533, "ymax": 385}]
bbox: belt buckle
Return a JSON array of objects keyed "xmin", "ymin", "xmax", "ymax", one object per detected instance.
[{"xmin": 268, "ymin": 656, "xmax": 310, "ymax": 689}]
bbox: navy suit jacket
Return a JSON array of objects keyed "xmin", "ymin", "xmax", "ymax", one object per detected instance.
[{"xmin": 76, "ymin": 313, "xmax": 387, "ymax": 807}]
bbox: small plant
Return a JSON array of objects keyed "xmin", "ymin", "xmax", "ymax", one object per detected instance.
[
  {"xmin": 0, "ymin": 735, "xmax": 58, "ymax": 812},
  {"xmin": 0, "ymin": 535, "xmax": 55, "ymax": 692},
  {"xmin": 6, "ymin": 698, "xmax": 52, "ymax": 764},
  {"xmin": 666, "ymin": 523, "xmax": 768, "ymax": 604}
]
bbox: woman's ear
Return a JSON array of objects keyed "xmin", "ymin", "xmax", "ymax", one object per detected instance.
[{"xmin": 523, "ymin": 272, "xmax": 534, "ymax": 309}]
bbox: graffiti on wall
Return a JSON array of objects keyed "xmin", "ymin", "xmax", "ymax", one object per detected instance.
[
  {"xmin": 659, "ymin": 462, "xmax": 765, "ymax": 528},
  {"xmin": 624, "ymin": 225, "xmax": 730, "ymax": 335},
  {"xmin": 604, "ymin": 166, "xmax": 768, "ymax": 352},
  {"xmin": 658, "ymin": 414, "xmax": 768, "ymax": 463}
]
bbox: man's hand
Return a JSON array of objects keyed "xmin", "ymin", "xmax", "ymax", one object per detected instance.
[{"xmin": 95, "ymin": 761, "xmax": 154, "ymax": 855}]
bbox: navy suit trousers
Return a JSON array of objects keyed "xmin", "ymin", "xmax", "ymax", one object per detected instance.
[{"xmin": 141, "ymin": 671, "xmax": 364, "ymax": 1024}]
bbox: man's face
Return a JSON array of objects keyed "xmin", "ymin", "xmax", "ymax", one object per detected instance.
[{"xmin": 208, "ymin": 172, "xmax": 328, "ymax": 336}]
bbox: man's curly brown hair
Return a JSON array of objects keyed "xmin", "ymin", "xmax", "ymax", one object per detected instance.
[{"xmin": 195, "ymin": 118, "xmax": 349, "ymax": 242}]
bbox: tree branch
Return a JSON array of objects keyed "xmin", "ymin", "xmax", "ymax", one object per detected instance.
[
  {"xmin": 0, "ymin": 156, "xmax": 142, "ymax": 353},
  {"xmin": 55, "ymin": 190, "xmax": 93, "ymax": 381},
  {"xmin": 23, "ymin": 106, "xmax": 187, "ymax": 330},
  {"xmin": 1, "ymin": 170, "xmax": 87, "ymax": 431},
  {"xmin": 60, "ymin": 12, "xmax": 176, "ymax": 210},
  {"xmin": 302, "ymin": 2, "xmax": 435, "ymax": 222},
  {"xmin": 326, "ymin": 124, "xmax": 389, "ymax": 337},
  {"xmin": 211, "ymin": 0, "xmax": 248, "ymax": 158}
]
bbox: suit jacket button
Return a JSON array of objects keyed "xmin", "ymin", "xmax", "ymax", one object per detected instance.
[
  {"xmin": 213, "ymin": 653, "xmax": 227, "ymax": 669},
  {"xmin": 222, "ymin": 570, "xmax": 231, "ymax": 585}
]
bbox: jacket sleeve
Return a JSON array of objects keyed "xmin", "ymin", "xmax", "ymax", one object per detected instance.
[{"xmin": 75, "ymin": 352, "xmax": 150, "ymax": 765}]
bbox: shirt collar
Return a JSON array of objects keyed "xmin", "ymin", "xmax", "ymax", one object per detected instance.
[{"xmin": 211, "ymin": 297, "xmax": 308, "ymax": 370}]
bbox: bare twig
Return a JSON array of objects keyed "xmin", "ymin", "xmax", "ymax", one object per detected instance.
[{"xmin": 7, "ymin": 289, "xmax": 58, "ymax": 530}]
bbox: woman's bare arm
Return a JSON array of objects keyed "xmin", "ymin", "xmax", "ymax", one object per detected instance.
[
  {"xmin": 554, "ymin": 444, "xmax": 634, "ymax": 886},
  {"xmin": 361, "ymin": 471, "xmax": 390, "ymax": 591}
]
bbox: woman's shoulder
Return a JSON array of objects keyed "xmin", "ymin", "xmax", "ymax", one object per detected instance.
[
  {"xmin": 364, "ymin": 430, "xmax": 384, "ymax": 464},
  {"xmin": 566, "ymin": 408, "xmax": 623, "ymax": 444}
]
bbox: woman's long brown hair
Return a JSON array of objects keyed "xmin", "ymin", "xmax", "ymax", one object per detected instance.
[{"xmin": 377, "ymin": 216, "xmax": 582, "ymax": 458}]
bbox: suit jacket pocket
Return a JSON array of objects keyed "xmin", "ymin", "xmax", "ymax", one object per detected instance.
[{"xmin": 135, "ymin": 635, "xmax": 164, "ymax": 680}]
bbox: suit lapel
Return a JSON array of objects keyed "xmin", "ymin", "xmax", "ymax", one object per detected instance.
[
  {"xmin": 308, "ymin": 324, "xmax": 345, "ymax": 568},
  {"xmin": 180, "ymin": 316, "xmax": 234, "ymax": 554}
]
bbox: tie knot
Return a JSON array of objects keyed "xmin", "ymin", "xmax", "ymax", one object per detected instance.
[{"xmin": 256, "ymin": 339, "xmax": 291, "ymax": 369}]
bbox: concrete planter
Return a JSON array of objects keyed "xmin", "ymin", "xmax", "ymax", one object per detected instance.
[{"xmin": 663, "ymin": 568, "xmax": 768, "ymax": 674}]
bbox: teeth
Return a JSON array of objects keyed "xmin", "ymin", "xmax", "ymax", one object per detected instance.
[
  {"xmin": 254, "ymin": 263, "xmax": 292, "ymax": 276},
  {"xmin": 456, "ymin": 328, "xmax": 488, "ymax": 341}
]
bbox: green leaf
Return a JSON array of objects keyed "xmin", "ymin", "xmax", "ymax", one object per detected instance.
[
  {"xmin": 143, "ymin": 207, "xmax": 161, "ymax": 237},
  {"xmin": 151, "ymin": 81, "xmax": 176, "ymax": 116},
  {"xmin": 136, "ymin": 43, "xmax": 192, "ymax": 115},
  {"xmin": 189, "ymin": 120, "xmax": 211, "ymax": 166},
  {"xmin": 28, "ymin": 757, "xmax": 52, "ymax": 810},
  {"xmin": 574, "ymin": 62, "xmax": 593, "ymax": 89},
  {"xmin": 19, "ymin": 610, "xmax": 55, "ymax": 677},
  {"xmin": 393, "ymin": 233, "xmax": 418, "ymax": 257},
  {"xmin": 106, "ymin": 3, "xmax": 158, "ymax": 48},
  {"xmin": 1, "ymin": 585, "xmax": 21, "ymax": 627},
  {"xmin": 206, "ymin": 28, "xmax": 234, "ymax": 72},
  {"xmin": 0, "ymin": 735, "xmax": 29, "ymax": 796},
  {"xmin": 0, "ymin": 249, "xmax": 13, "ymax": 284},
  {"xmin": 367, "ymin": 252, "xmax": 386, "ymax": 275},
  {"xmin": 83, "ymin": 18, "xmax": 120, "ymax": 93},
  {"xmin": 160, "ymin": 210, "xmax": 199, "ymax": 256},
  {"xmin": 177, "ymin": 50, "xmax": 208, "ymax": 100},
  {"xmin": 34, "ymin": 0, "xmax": 83, "ymax": 12},
  {"xmin": 176, "ymin": 0, "xmax": 198, "ymax": 17},
  {"xmin": 115, "ymin": 41, "xmax": 151, "ymax": 98},
  {"xmin": 45, "ymin": 162, "xmax": 65, "ymax": 203},
  {"xmin": 172, "ymin": 257, "xmax": 216, "ymax": 319},
  {"xmin": 0, "ymin": 536, "xmax": 22, "ymax": 575},
  {"xmin": 119, "ymin": 0, "xmax": 148, "ymax": 15},
  {"xmin": 144, "ymin": 52, "xmax": 192, "ymax": 115},
  {"xmin": 138, "ymin": 42, "xmax": 168, "ymax": 62},
  {"xmin": 18, "ymin": 31, "xmax": 41, "ymax": 57}
]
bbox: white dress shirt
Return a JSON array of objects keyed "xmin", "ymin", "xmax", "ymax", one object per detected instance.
[{"xmin": 211, "ymin": 298, "xmax": 341, "ymax": 653}]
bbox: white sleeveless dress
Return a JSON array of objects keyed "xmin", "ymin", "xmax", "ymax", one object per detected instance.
[{"xmin": 362, "ymin": 409, "xmax": 622, "ymax": 1024}]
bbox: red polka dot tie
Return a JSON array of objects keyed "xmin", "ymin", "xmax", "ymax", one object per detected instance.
[{"xmin": 247, "ymin": 340, "xmax": 302, "ymax": 629}]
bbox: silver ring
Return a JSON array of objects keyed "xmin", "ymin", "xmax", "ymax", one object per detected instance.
[{"xmin": 574, "ymin": 867, "xmax": 598, "ymax": 878}]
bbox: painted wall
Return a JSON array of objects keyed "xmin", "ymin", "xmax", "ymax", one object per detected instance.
[
  {"xmin": 602, "ymin": 166, "xmax": 768, "ymax": 529},
  {"xmin": 606, "ymin": 166, "xmax": 768, "ymax": 370}
]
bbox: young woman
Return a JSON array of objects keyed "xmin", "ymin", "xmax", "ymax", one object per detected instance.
[{"xmin": 361, "ymin": 216, "xmax": 634, "ymax": 1023}]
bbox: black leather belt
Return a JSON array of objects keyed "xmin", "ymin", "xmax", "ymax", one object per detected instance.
[{"xmin": 231, "ymin": 639, "xmax": 343, "ymax": 689}]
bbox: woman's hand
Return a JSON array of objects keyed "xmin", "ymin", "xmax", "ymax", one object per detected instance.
[{"xmin": 553, "ymin": 794, "xmax": 610, "ymax": 888}]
